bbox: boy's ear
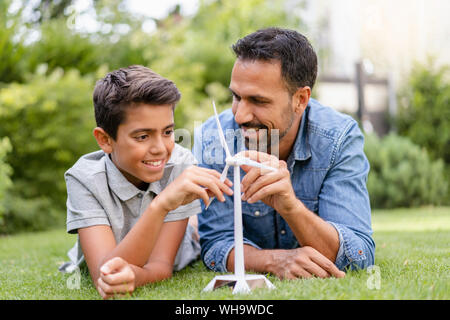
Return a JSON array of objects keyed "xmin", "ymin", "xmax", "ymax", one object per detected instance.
[{"xmin": 93, "ymin": 127, "xmax": 113, "ymax": 154}]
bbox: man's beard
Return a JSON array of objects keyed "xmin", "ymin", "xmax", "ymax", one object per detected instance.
[{"xmin": 241, "ymin": 104, "xmax": 294, "ymax": 157}]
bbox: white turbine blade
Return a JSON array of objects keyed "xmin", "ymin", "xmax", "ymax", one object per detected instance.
[
  {"xmin": 212, "ymin": 101, "xmax": 231, "ymax": 159},
  {"xmin": 220, "ymin": 164, "xmax": 230, "ymax": 182},
  {"xmin": 235, "ymin": 157, "xmax": 277, "ymax": 173},
  {"xmin": 205, "ymin": 164, "xmax": 230, "ymax": 210}
]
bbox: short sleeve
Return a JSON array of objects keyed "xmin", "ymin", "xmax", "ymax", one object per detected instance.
[
  {"xmin": 164, "ymin": 199, "xmax": 202, "ymax": 222},
  {"xmin": 65, "ymin": 173, "xmax": 110, "ymax": 234}
]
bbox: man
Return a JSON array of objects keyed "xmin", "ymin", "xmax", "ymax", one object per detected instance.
[{"xmin": 193, "ymin": 28, "xmax": 374, "ymax": 279}]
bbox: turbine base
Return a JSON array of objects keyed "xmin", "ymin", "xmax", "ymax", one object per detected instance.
[{"xmin": 203, "ymin": 274, "xmax": 275, "ymax": 294}]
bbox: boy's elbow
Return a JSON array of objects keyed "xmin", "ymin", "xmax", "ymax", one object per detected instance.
[
  {"xmin": 160, "ymin": 267, "xmax": 173, "ymax": 280},
  {"xmin": 143, "ymin": 263, "xmax": 173, "ymax": 282}
]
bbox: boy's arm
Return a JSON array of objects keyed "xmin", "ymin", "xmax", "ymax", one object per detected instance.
[
  {"xmin": 79, "ymin": 218, "xmax": 187, "ymax": 297},
  {"xmin": 79, "ymin": 166, "xmax": 232, "ymax": 298},
  {"xmin": 83, "ymin": 165, "xmax": 232, "ymax": 271},
  {"xmin": 133, "ymin": 217, "xmax": 188, "ymax": 286}
]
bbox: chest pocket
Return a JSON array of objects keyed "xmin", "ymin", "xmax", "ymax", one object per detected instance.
[{"xmin": 241, "ymin": 201, "xmax": 276, "ymax": 249}]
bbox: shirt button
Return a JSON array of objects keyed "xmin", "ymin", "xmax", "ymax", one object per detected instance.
[
  {"xmin": 137, "ymin": 193, "xmax": 143, "ymax": 198},
  {"xmin": 254, "ymin": 211, "xmax": 260, "ymax": 216},
  {"xmin": 280, "ymin": 229, "xmax": 286, "ymax": 235},
  {"xmin": 210, "ymin": 261, "xmax": 215, "ymax": 267}
]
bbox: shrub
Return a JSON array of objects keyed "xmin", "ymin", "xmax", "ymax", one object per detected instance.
[
  {"xmin": 396, "ymin": 61, "xmax": 450, "ymax": 165},
  {"xmin": 396, "ymin": 61, "xmax": 450, "ymax": 203},
  {"xmin": 0, "ymin": 137, "xmax": 13, "ymax": 225},
  {"xmin": 25, "ymin": 19, "xmax": 103, "ymax": 77},
  {"xmin": 364, "ymin": 133, "xmax": 448, "ymax": 209},
  {"xmin": 0, "ymin": 1, "xmax": 27, "ymax": 84},
  {"xmin": 0, "ymin": 68, "xmax": 98, "ymax": 233}
]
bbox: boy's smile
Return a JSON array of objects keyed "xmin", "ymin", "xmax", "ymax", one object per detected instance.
[{"xmin": 108, "ymin": 103, "xmax": 175, "ymax": 189}]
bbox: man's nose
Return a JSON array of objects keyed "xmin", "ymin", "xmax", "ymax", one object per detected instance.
[{"xmin": 233, "ymin": 100, "xmax": 254, "ymax": 125}]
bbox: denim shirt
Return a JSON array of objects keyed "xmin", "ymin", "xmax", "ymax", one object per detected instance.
[{"xmin": 193, "ymin": 98, "xmax": 375, "ymax": 272}]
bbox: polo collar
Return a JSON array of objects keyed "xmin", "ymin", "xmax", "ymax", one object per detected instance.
[
  {"xmin": 292, "ymin": 103, "xmax": 312, "ymax": 162},
  {"xmin": 105, "ymin": 154, "xmax": 173, "ymax": 201}
]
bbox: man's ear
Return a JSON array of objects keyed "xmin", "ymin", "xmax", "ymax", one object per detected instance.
[
  {"xmin": 93, "ymin": 127, "xmax": 113, "ymax": 154},
  {"xmin": 292, "ymin": 86, "xmax": 311, "ymax": 115}
]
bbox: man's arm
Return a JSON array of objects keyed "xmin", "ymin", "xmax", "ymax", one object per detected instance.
[
  {"xmin": 316, "ymin": 121, "xmax": 375, "ymax": 270},
  {"xmin": 239, "ymin": 151, "xmax": 340, "ymax": 261},
  {"xmin": 193, "ymin": 120, "xmax": 344, "ymax": 277},
  {"xmin": 196, "ymin": 151, "xmax": 344, "ymax": 278},
  {"xmin": 239, "ymin": 120, "xmax": 375, "ymax": 272},
  {"xmin": 226, "ymin": 244, "xmax": 345, "ymax": 279}
]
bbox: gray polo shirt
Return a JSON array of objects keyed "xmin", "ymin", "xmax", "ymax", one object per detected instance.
[{"xmin": 62, "ymin": 143, "xmax": 201, "ymax": 272}]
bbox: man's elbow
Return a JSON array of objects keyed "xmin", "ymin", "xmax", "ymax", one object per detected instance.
[{"xmin": 346, "ymin": 237, "xmax": 375, "ymax": 271}]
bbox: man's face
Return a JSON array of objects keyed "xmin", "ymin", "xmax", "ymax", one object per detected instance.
[
  {"xmin": 229, "ymin": 59, "xmax": 296, "ymax": 154},
  {"xmin": 110, "ymin": 103, "xmax": 175, "ymax": 188}
]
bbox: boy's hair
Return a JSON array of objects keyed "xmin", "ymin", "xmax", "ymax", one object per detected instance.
[
  {"xmin": 93, "ymin": 65, "xmax": 181, "ymax": 140},
  {"xmin": 232, "ymin": 27, "xmax": 318, "ymax": 94}
]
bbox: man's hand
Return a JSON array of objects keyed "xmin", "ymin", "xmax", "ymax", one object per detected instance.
[
  {"xmin": 97, "ymin": 257, "xmax": 136, "ymax": 299},
  {"xmin": 268, "ymin": 246, "xmax": 345, "ymax": 279},
  {"xmin": 155, "ymin": 166, "xmax": 233, "ymax": 213},
  {"xmin": 239, "ymin": 150, "xmax": 300, "ymax": 216}
]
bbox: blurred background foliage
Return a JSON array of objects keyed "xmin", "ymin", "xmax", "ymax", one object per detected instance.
[
  {"xmin": 396, "ymin": 62, "xmax": 450, "ymax": 194},
  {"xmin": 0, "ymin": 0, "xmax": 448, "ymax": 234},
  {"xmin": 364, "ymin": 134, "xmax": 447, "ymax": 209},
  {"xmin": 0, "ymin": 137, "xmax": 13, "ymax": 225}
]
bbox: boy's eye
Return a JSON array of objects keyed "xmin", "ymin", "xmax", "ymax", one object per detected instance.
[{"xmin": 135, "ymin": 135, "xmax": 148, "ymax": 141}]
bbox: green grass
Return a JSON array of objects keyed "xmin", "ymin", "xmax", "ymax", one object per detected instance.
[{"xmin": 0, "ymin": 207, "xmax": 449, "ymax": 300}]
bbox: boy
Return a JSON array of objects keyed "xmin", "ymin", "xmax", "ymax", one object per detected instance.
[{"xmin": 61, "ymin": 65, "xmax": 233, "ymax": 299}]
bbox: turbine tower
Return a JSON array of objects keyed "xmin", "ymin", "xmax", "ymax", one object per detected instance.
[{"xmin": 203, "ymin": 102, "xmax": 276, "ymax": 294}]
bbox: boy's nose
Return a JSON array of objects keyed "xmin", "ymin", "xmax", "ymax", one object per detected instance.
[{"xmin": 148, "ymin": 137, "xmax": 166, "ymax": 155}]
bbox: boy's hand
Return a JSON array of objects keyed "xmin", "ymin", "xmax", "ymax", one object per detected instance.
[
  {"xmin": 156, "ymin": 166, "xmax": 233, "ymax": 213},
  {"xmin": 97, "ymin": 257, "xmax": 136, "ymax": 299}
]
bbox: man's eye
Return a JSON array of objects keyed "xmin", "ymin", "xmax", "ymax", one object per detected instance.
[
  {"xmin": 232, "ymin": 93, "xmax": 241, "ymax": 101},
  {"xmin": 251, "ymin": 98, "xmax": 267, "ymax": 105},
  {"xmin": 164, "ymin": 130, "xmax": 174, "ymax": 136}
]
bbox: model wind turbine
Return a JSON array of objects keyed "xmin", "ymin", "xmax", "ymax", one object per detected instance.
[{"xmin": 202, "ymin": 101, "xmax": 276, "ymax": 294}]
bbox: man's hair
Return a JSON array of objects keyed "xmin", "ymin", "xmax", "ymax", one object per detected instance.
[
  {"xmin": 232, "ymin": 27, "xmax": 318, "ymax": 94},
  {"xmin": 93, "ymin": 65, "xmax": 181, "ymax": 140}
]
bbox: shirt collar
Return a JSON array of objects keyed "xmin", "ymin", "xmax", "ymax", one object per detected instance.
[
  {"xmin": 105, "ymin": 154, "xmax": 173, "ymax": 201},
  {"xmin": 292, "ymin": 103, "xmax": 311, "ymax": 162}
]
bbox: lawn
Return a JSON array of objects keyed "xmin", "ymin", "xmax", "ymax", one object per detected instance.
[{"xmin": 0, "ymin": 207, "xmax": 448, "ymax": 300}]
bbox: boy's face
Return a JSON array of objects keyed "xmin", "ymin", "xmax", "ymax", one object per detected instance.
[{"xmin": 109, "ymin": 103, "xmax": 175, "ymax": 188}]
